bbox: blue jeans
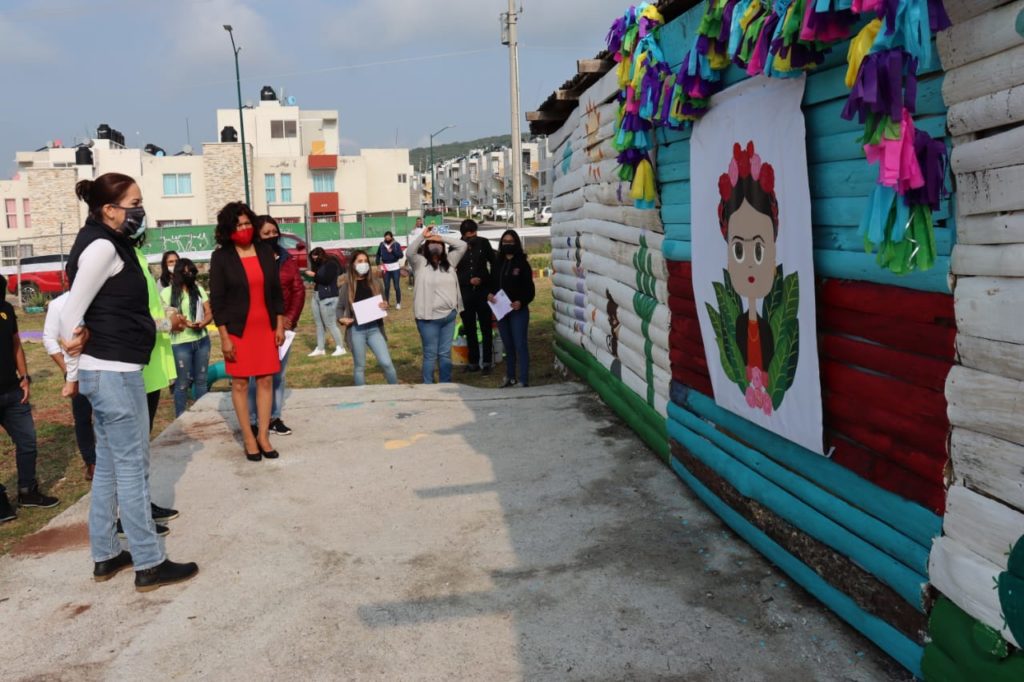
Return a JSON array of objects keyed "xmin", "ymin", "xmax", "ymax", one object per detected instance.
[
  {"xmin": 382, "ymin": 269, "xmax": 401, "ymax": 305},
  {"xmin": 350, "ymin": 323, "xmax": 398, "ymax": 386},
  {"xmin": 171, "ymin": 336, "xmax": 211, "ymax": 417},
  {"xmin": 0, "ymin": 387, "xmax": 38, "ymax": 492},
  {"xmin": 79, "ymin": 369, "xmax": 164, "ymax": 570},
  {"xmin": 248, "ymin": 341, "xmax": 291, "ymax": 422},
  {"xmin": 497, "ymin": 307, "xmax": 530, "ymax": 386},
  {"xmin": 312, "ymin": 295, "xmax": 344, "ymax": 351},
  {"xmin": 416, "ymin": 309, "xmax": 457, "ymax": 384}
]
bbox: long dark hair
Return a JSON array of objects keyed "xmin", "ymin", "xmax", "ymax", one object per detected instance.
[
  {"xmin": 214, "ymin": 201, "xmax": 258, "ymax": 247},
  {"xmin": 310, "ymin": 246, "xmax": 342, "ymax": 271},
  {"xmin": 159, "ymin": 250, "xmax": 179, "ymax": 287},
  {"xmin": 419, "ymin": 239, "xmax": 452, "ymax": 272},
  {"xmin": 75, "ymin": 173, "xmax": 136, "ymax": 222},
  {"xmin": 169, "ymin": 258, "xmax": 201, "ymax": 321},
  {"xmin": 499, "ymin": 229, "xmax": 526, "ymax": 260}
]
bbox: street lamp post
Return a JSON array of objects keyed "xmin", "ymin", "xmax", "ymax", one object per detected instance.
[
  {"xmin": 429, "ymin": 124, "xmax": 454, "ymax": 214},
  {"xmin": 223, "ymin": 24, "xmax": 251, "ymax": 206}
]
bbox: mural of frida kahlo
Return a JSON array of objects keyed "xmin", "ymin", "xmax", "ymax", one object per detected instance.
[{"xmin": 705, "ymin": 142, "xmax": 800, "ymax": 415}]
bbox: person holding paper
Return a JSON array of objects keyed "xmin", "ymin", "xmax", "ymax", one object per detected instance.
[
  {"xmin": 490, "ymin": 230, "xmax": 535, "ymax": 388},
  {"xmin": 456, "ymin": 219, "xmax": 496, "ymax": 375},
  {"xmin": 375, "ymin": 231, "xmax": 403, "ymax": 309},
  {"xmin": 161, "ymin": 258, "xmax": 212, "ymax": 417},
  {"xmin": 408, "ymin": 225, "xmax": 467, "ymax": 384},
  {"xmin": 338, "ymin": 250, "xmax": 398, "ymax": 386}
]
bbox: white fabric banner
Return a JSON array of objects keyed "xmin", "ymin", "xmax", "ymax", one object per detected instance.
[{"xmin": 690, "ymin": 76, "xmax": 824, "ymax": 455}]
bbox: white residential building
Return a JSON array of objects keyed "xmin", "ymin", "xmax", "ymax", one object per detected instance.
[{"xmin": 427, "ymin": 139, "xmax": 550, "ymax": 211}]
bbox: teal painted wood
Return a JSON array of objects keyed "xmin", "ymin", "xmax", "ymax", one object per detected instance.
[
  {"xmin": 659, "ymin": 161, "xmax": 690, "ymax": 183},
  {"xmin": 668, "ymin": 419, "xmax": 927, "ymax": 607},
  {"xmin": 806, "ymin": 99, "xmax": 866, "ymax": 136},
  {"xmin": 657, "ymin": 140, "xmax": 690, "ymax": 164},
  {"xmin": 915, "ymin": 75, "xmax": 947, "ymax": 116},
  {"xmin": 664, "ymin": 222, "xmax": 691, "ymax": 241},
  {"xmin": 809, "ymin": 159, "xmax": 880, "ymax": 198},
  {"xmin": 660, "ymin": 202, "xmax": 691, "ymax": 225},
  {"xmin": 658, "ymin": 126, "xmax": 692, "ymax": 146},
  {"xmin": 808, "ymin": 130, "xmax": 865, "ymax": 164},
  {"xmin": 813, "ymin": 196, "xmax": 872, "ymax": 226},
  {"xmin": 669, "ymin": 406, "xmax": 931, "ymax": 579},
  {"xmin": 660, "ymin": 182, "xmax": 691, "ymax": 207},
  {"xmin": 813, "ymin": 225, "xmax": 953, "ymax": 256},
  {"xmin": 668, "ymin": 455, "xmax": 925, "ymax": 678},
  {"xmin": 659, "ymin": 8, "xmax": 704, "ymax": 69},
  {"xmin": 663, "ymin": 238, "xmax": 692, "ymax": 262},
  {"xmin": 675, "ymin": 388, "xmax": 944, "ymax": 546},
  {"xmin": 814, "ymin": 249, "xmax": 951, "ymax": 292},
  {"xmin": 803, "ymin": 64, "xmax": 853, "ymax": 106}
]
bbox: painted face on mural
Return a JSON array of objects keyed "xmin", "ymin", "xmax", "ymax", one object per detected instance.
[{"xmin": 726, "ymin": 200, "xmax": 776, "ymax": 305}]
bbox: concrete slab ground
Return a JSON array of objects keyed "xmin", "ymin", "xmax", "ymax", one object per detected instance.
[{"xmin": 0, "ymin": 383, "xmax": 909, "ymax": 680}]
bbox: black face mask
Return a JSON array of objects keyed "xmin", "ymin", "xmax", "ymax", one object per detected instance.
[
  {"xmin": 265, "ymin": 236, "xmax": 280, "ymax": 250},
  {"xmin": 500, "ymin": 243, "xmax": 516, "ymax": 256},
  {"xmin": 182, "ymin": 271, "xmax": 197, "ymax": 284}
]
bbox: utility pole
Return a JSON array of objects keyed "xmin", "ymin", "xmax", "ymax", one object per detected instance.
[
  {"xmin": 224, "ymin": 25, "xmax": 251, "ymax": 205},
  {"xmin": 502, "ymin": 1, "xmax": 524, "ymax": 231}
]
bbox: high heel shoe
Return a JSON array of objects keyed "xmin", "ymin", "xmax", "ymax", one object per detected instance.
[
  {"xmin": 245, "ymin": 449, "xmax": 262, "ymax": 462},
  {"xmin": 259, "ymin": 445, "xmax": 279, "ymax": 460}
]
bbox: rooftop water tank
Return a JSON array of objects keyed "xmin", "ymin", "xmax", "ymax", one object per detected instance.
[
  {"xmin": 260, "ymin": 85, "xmax": 278, "ymax": 101},
  {"xmin": 96, "ymin": 124, "xmax": 111, "ymax": 140},
  {"xmin": 75, "ymin": 147, "xmax": 94, "ymax": 166},
  {"xmin": 221, "ymin": 126, "xmax": 238, "ymax": 143}
]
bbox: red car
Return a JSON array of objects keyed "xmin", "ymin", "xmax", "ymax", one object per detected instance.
[
  {"xmin": 279, "ymin": 232, "xmax": 347, "ymax": 270},
  {"xmin": 2, "ymin": 254, "xmax": 69, "ymax": 299}
]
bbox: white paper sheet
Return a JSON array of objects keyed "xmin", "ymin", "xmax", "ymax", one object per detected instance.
[
  {"xmin": 353, "ymin": 295, "xmax": 388, "ymax": 325},
  {"xmin": 488, "ymin": 289, "xmax": 513, "ymax": 321},
  {"xmin": 279, "ymin": 330, "xmax": 295, "ymax": 360},
  {"xmin": 382, "ymin": 262, "xmax": 402, "ymax": 272}
]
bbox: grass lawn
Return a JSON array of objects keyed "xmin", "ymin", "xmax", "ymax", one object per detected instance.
[{"xmin": 0, "ymin": 276, "xmax": 561, "ymax": 555}]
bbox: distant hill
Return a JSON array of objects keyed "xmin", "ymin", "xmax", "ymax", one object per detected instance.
[{"xmin": 409, "ymin": 135, "xmax": 512, "ymax": 171}]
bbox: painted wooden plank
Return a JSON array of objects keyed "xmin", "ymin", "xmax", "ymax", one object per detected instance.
[
  {"xmin": 952, "ymin": 243, "xmax": 1024, "ymax": 276},
  {"xmin": 812, "ymin": 196, "xmax": 870, "ymax": 227},
  {"xmin": 813, "ymin": 225, "xmax": 953, "ymax": 255},
  {"xmin": 807, "ymin": 130, "xmax": 865, "ymax": 165},
  {"xmin": 951, "ymin": 123, "xmax": 1024, "ymax": 174},
  {"xmin": 818, "ymin": 278, "xmax": 955, "ymax": 326},
  {"xmin": 671, "ymin": 384, "xmax": 944, "ymax": 546},
  {"xmin": 947, "ymin": 83, "xmax": 1024, "ymax": 136},
  {"xmin": 663, "ymin": 222, "xmax": 691, "ymax": 241},
  {"xmin": 803, "ymin": 64, "xmax": 853, "ymax": 106},
  {"xmin": 668, "ymin": 413, "xmax": 929, "ymax": 604},
  {"xmin": 812, "ymin": 249, "xmax": 951, "ymax": 293},
  {"xmin": 957, "ymin": 164, "xmax": 1024, "ymax": 216},
  {"xmin": 820, "ymin": 333, "xmax": 953, "ymax": 392},
  {"xmin": 662, "ymin": 238, "xmax": 691, "ymax": 262},
  {"xmin": 955, "ymin": 276, "xmax": 1024, "ymax": 344},
  {"xmin": 659, "ymin": 183, "xmax": 691, "ymax": 209},
  {"xmin": 809, "ymin": 159, "xmax": 879, "ymax": 198},
  {"xmin": 956, "ymin": 333, "xmax": 1024, "ymax": 383},
  {"xmin": 950, "ymin": 427, "xmax": 1024, "ymax": 513},
  {"xmin": 806, "ymin": 98, "xmax": 871, "ymax": 136},
  {"xmin": 828, "ymin": 434, "xmax": 947, "ymax": 513},
  {"xmin": 660, "ymin": 203, "xmax": 690, "ymax": 225},
  {"xmin": 668, "ymin": 454, "xmax": 925, "ymax": 678},
  {"xmin": 818, "ymin": 305, "xmax": 956, "ymax": 360},
  {"xmin": 938, "ymin": 2, "xmax": 1024, "ymax": 70},
  {"xmin": 943, "ymin": 484, "xmax": 1024, "ymax": 571},
  {"xmin": 658, "ymin": 160, "xmax": 690, "ymax": 184},
  {"xmin": 956, "ymin": 211, "xmax": 1024, "ymax": 245},
  {"xmin": 823, "ymin": 360, "xmax": 949, "ymax": 420},
  {"xmin": 942, "ymin": 43, "xmax": 1024, "ymax": 107},
  {"xmin": 945, "ymin": 0, "xmax": 1015, "ymax": 25},
  {"xmin": 928, "ymin": 536, "xmax": 1019, "ymax": 648},
  {"xmin": 825, "ymin": 391, "xmax": 949, "ymax": 458},
  {"xmin": 946, "ymin": 365, "xmax": 1024, "ymax": 447}
]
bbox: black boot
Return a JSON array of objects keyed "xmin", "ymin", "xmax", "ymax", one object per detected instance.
[
  {"xmin": 135, "ymin": 559, "xmax": 199, "ymax": 592},
  {"xmin": 0, "ymin": 491, "xmax": 16, "ymax": 523},
  {"xmin": 17, "ymin": 484, "xmax": 59, "ymax": 509},
  {"xmin": 93, "ymin": 550, "xmax": 133, "ymax": 582},
  {"xmin": 151, "ymin": 503, "xmax": 179, "ymax": 523}
]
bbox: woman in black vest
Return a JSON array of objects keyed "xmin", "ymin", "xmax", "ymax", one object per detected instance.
[
  {"xmin": 209, "ymin": 202, "xmax": 285, "ymax": 462},
  {"xmin": 61, "ymin": 172, "xmax": 198, "ymax": 591}
]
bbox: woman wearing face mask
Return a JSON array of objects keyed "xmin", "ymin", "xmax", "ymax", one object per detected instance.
[
  {"xmin": 304, "ymin": 247, "xmax": 346, "ymax": 358},
  {"xmin": 161, "ymin": 258, "xmax": 212, "ymax": 417},
  {"xmin": 338, "ymin": 250, "xmax": 398, "ymax": 386},
  {"xmin": 375, "ymin": 231, "xmax": 403, "ymax": 309},
  {"xmin": 61, "ymin": 172, "xmax": 198, "ymax": 591},
  {"xmin": 158, "ymin": 251, "xmax": 179, "ymax": 295},
  {"xmin": 209, "ymin": 202, "xmax": 285, "ymax": 462},
  {"xmin": 407, "ymin": 224, "xmax": 467, "ymax": 384},
  {"xmin": 489, "ymin": 230, "xmax": 535, "ymax": 387}
]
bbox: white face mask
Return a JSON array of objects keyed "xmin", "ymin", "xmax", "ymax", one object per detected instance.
[{"xmin": 355, "ymin": 262, "xmax": 370, "ymax": 275}]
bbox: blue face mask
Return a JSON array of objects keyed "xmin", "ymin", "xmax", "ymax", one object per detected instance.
[{"xmin": 116, "ymin": 206, "xmax": 147, "ymax": 242}]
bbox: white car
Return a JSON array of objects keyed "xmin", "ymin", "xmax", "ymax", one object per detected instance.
[
  {"xmin": 494, "ymin": 208, "xmax": 512, "ymax": 221},
  {"xmin": 535, "ymin": 205, "xmax": 552, "ymax": 225},
  {"xmin": 522, "ymin": 207, "xmax": 536, "ymax": 221}
]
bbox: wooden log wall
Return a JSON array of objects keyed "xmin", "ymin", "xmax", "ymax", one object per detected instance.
[{"xmin": 924, "ymin": 4, "xmax": 1024, "ymax": 677}]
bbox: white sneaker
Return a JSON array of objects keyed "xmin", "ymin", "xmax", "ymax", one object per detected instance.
[
  {"xmin": 332, "ymin": 347, "xmax": 346, "ymax": 357},
  {"xmin": 396, "ymin": 303, "xmax": 402, "ymax": 310},
  {"xmin": 308, "ymin": 348, "xmax": 326, "ymax": 358}
]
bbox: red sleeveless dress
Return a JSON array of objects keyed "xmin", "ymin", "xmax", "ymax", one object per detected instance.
[{"xmin": 225, "ymin": 256, "xmax": 281, "ymax": 378}]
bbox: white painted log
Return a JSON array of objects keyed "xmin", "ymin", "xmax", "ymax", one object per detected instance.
[
  {"xmin": 946, "ymin": 364, "xmax": 1024, "ymax": 446},
  {"xmin": 582, "ymin": 253, "xmax": 669, "ymax": 303},
  {"xmin": 579, "ymin": 67, "xmax": 622, "ymax": 110},
  {"xmin": 944, "ymin": 0, "xmax": 1011, "ymax": 25},
  {"xmin": 943, "ymin": 44, "xmax": 1024, "ymax": 108},
  {"xmin": 928, "ymin": 536, "xmax": 1019, "ymax": 647},
  {"xmin": 956, "ymin": 333, "xmax": 1024, "ymax": 382},
  {"xmin": 553, "ymin": 159, "xmax": 621, "ymax": 196},
  {"xmin": 588, "ymin": 298, "xmax": 671, "ymax": 355},
  {"xmin": 554, "ymin": 319, "xmax": 586, "ymax": 345},
  {"xmin": 551, "ymin": 286, "xmax": 587, "ymax": 308},
  {"xmin": 950, "ymin": 427, "xmax": 1024, "ymax": 512},
  {"xmin": 552, "ymin": 188, "xmax": 585, "ymax": 213},
  {"xmin": 583, "ymin": 339, "xmax": 670, "ymax": 416},
  {"xmin": 586, "ymin": 273, "xmax": 672, "ymax": 330},
  {"xmin": 567, "ymin": 137, "xmax": 618, "ymax": 172},
  {"xmin": 553, "ymin": 219, "xmax": 664, "ymax": 247},
  {"xmin": 582, "ymin": 182, "xmax": 633, "ymax": 207},
  {"xmin": 551, "ymin": 272, "xmax": 585, "ymax": 295},
  {"xmin": 582, "ymin": 233, "xmax": 669, "ymax": 279},
  {"xmin": 952, "ymin": 243, "xmax": 1024, "ymax": 275},
  {"xmin": 956, "ymin": 163, "xmax": 1024, "ymax": 216},
  {"xmin": 548, "ymin": 109, "xmax": 581, "ymax": 154},
  {"xmin": 956, "ymin": 211, "xmax": 1024, "ymax": 245},
  {"xmin": 553, "ymin": 299, "xmax": 587, "ymax": 323},
  {"xmin": 951, "ymin": 124, "xmax": 1024, "ymax": 174},
  {"xmin": 590, "ymin": 309, "xmax": 672, "ymax": 374},
  {"xmin": 557, "ymin": 204, "xmax": 664, "ymax": 231},
  {"xmin": 937, "ymin": 1, "xmax": 1024, "ymax": 71},
  {"xmin": 942, "ymin": 484, "xmax": 1024, "ymax": 569},
  {"xmin": 954, "ymin": 276, "xmax": 1024, "ymax": 344},
  {"xmin": 948, "ymin": 83, "xmax": 1024, "ymax": 136}
]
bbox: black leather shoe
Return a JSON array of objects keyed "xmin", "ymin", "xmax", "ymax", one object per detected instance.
[
  {"xmin": 135, "ymin": 559, "xmax": 199, "ymax": 592},
  {"xmin": 94, "ymin": 550, "xmax": 133, "ymax": 582},
  {"xmin": 117, "ymin": 519, "xmax": 169, "ymax": 537},
  {"xmin": 260, "ymin": 446, "xmax": 279, "ymax": 460},
  {"xmin": 151, "ymin": 503, "xmax": 179, "ymax": 523},
  {"xmin": 0, "ymin": 491, "xmax": 16, "ymax": 523},
  {"xmin": 17, "ymin": 484, "xmax": 59, "ymax": 508}
]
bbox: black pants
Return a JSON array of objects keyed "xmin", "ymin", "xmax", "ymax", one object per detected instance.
[
  {"xmin": 460, "ymin": 288, "xmax": 494, "ymax": 367},
  {"xmin": 147, "ymin": 390, "xmax": 160, "ymax": 434},
  {"xmin": 0, "ymin": 386, "xmax": 37, "ymax": 492},
  {"xmin": 71, "ymin": 393, "xmax": 96, "ymax": 466}
]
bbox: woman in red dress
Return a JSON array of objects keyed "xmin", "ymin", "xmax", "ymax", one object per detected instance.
[{"xmin": 209, "ymin": 202, "xmax": 285, "ymax": 461}]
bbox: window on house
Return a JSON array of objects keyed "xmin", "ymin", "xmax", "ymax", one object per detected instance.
[
  {"xmin": 281, "ymin": 173, "xmax": 292, "ymax": 202},
  {"xmin": 397, "ymin": 173, "xmax": 408, "ymax": 184},
  {"xmin": 265, "ymin": 174, "xmax": 276, "ymax": 204},
  {"xmin": 21, "ymin": 199, "xmax": 30, "ymax": 229},
  {"xmin": 312, "ymin": 170, "xmax": 335, "ymax": 192},
  {"xmin": 163, "ymin": 173, "xmax": 192, "ymax": 196},
  {"xmin": 156, "ymin": 220, "xmax": 193, "ymax": 227},
  {"xmin": 270, "ymin": 120, "xmax": 297, "ymax": 139},
  {"xmin": 5, "ymin": 199, "xmax": 17, "ymax": 229}
]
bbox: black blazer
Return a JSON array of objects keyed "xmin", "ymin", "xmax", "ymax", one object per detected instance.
[{"xmin": 209, "ymin": 243, "xmax": 285, "ymax": 337}]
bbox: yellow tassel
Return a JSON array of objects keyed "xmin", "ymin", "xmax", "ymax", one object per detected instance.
[
  {"xmin": 631, "ymin": 52, "xmax": 648, "ymax": 92},
  {"xmin": 846, "ymin": 19, "xmax": 883, "ymax": 89}
]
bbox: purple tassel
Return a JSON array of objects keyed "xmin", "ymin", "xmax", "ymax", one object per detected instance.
[
  {"xmin": 842, "ymin": 49, "xmax": 917, "ymax": 123},
  {"xmin": 904, "ymin": 130, "xmax": 949, "ymax": 210},
  {"xmin": 606, "ymin": 16, "xmax": 627, "ymax": 54},
  {"xmin": 928, "ymin": 0, "xmax": 951, "ymax": 32}
]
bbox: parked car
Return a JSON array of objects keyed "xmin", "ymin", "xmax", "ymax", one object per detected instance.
[
  {"xmin": 479, "ymin": 206, "xmax": 495, "ymax": 220},
  {"xmin": 535, "ymin": 205, "xmax": 553, "ymax": 225},
  {"xmin": 1, "ymin": 254, "xmax": 69, "ymax": 299},
  {"xmin": 279, "ymin": 232, "xmax": 347, "ymax": 270},
  {"xmin": 494, "ymin": 208, "xmax": 512, "ymax": 221},
  {"xmin": 522, "ymin": 207, "xmax": 536, "ymax": 221}
]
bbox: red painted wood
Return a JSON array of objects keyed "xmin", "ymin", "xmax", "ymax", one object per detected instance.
[
  {"xmin": 669, "ymin": 295, "xmax": 698, "ymax": 320},
  {"xmin": 830, "ymin": 436, "xmax": 946, "ymax": 513},
  {"xmin": 819, "ymin": 279, "xmax": 954, "ymax": 325},
  {"xmin": 827, "ymin": 415, "xmax": 945, "ymax": 482},
  {"xmin": 824, "ymin": 392, "xmax": 948, "ymax": 456},
  {"xmin": 822, "ymin": 361, "xmax": 948, "ymax": 420},
  {"xmin": 819, "ymin": 334, "xmax": 953, "ymax": 392},
  {"xmin": 818, "ymin": 307, "xmax": 956, "ymax": 360}
]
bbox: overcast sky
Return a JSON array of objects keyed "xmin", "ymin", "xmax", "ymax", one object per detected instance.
[{"xmin": 0, "ymin": 0, "xmax": 629, "ymax": 176}]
